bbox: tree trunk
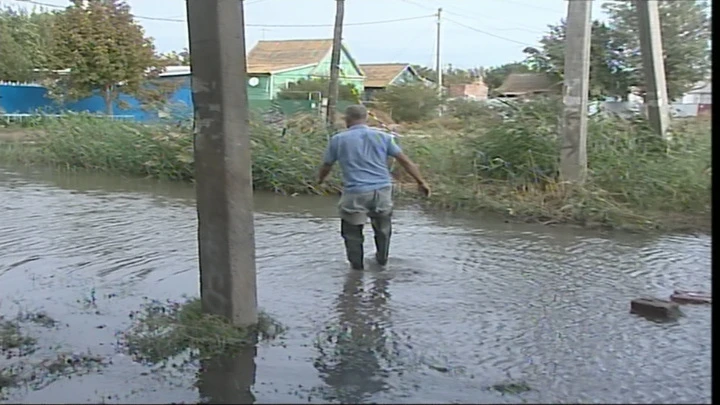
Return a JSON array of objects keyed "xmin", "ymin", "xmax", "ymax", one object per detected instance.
[{"xmin": 104, "ymin": 85, "xmax": 114, "ymax": 116}]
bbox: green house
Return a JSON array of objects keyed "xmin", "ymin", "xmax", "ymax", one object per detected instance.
[{"xmin": 246, "ymin": 39, "xmax": 365, "ymax": 101}]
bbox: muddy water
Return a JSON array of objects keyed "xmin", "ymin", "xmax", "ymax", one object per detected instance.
[{"xmin": 0, "ymin": 167, "xmax": 712, "ymax": 404}]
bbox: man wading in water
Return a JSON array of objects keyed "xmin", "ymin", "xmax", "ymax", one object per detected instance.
[{"xmin": 318, "ymin": 104, "xmax": 431, "ymax": 270}]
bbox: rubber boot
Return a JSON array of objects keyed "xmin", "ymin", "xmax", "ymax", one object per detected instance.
[
  {"xmin": 341, "ymin": 220, "xmax": 364, "ymax": 270},
  {"xmin": 371, "ymin": 214, "xmax": 392, "ymax": 266}
]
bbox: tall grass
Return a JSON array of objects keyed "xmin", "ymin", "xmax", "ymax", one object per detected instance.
[{"xmin": 0, "ymin": 103, "xmax": 711, "ymax": 231}]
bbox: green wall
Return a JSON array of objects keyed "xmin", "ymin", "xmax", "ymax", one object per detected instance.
[
  {"xmin": 270, "ymin": 65, "xmax": 317, "ymax": 99},
  {"xmin": 265, "ymin": 45, "xmax": 365, "ymax": 100},
  {"xmin": 247, "ymin": 74, "xmax": 272, "ymax": 100}
]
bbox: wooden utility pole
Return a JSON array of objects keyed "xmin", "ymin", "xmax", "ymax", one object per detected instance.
[
  {"xmin": 435, "ymin": 8, "xmax": 443, "ymax": 99},
  {"xmin": 635, "ymin": 0, "xmax": 670, "ymax": 139},
  {"xmin": 326, "ymin": 0, "xmax": 345, "ymax": 130},
  {"xmin": 186, "ymin": 0, "xmax": 258, "ymax": 326},
  {"xmin": 559, "ymin": 0, "xmax": 592, "ymax": 184}
]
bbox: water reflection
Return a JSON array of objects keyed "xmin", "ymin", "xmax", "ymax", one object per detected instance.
[
  {"xmin": 314, "ymin": 270, "xmax": 393, "ymax": 403},
  {"xmin": 197, "ymin": 345, "xmax": 258, "ymax": 404}
]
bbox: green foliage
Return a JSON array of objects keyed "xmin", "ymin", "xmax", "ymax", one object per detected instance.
[
  {"xmin": 120, "ymin": 297, "xmax": 283, "ymax": 364},
  {"xmin": 524, "ymin": 0, "xmax": 712, "ymax": 100},
  {"xmin": 523, "ymin": 20, "xmax": 633, "ymax": 100},
  {"xmin": 411, "ymin": 65, "xmax": 484, "ymax": 86},
  {"xmin": 0, "ymin": 7, "xmax": 56, "ymax": 82},
  {"xmin": 159, "ymin": 48, "xmax": 190, "ymax": 66},
  {"xmin": 48, "ymin": 0, "xmax": 164, "ymax": 115},
  {"xmin": 5, "ymin": 114, "xmax": 195, "ymax": 180},
  {"xmin": 482, "ymin": 62, "xmax": 531, "ymax": 94},
  {"xmin": 373, "ymin": 83, "xmax": 441, "ymax": 123},
  {"xmin": 0, "ymin": 107, "xmax": 710, "ymax": 231},
  {"xmin": 0, "ymin": 113, "xmax": 343, "ymax": 195},
  {"xmin": 403, "ymin": 99, "xmax": 710, "ymax": 228},
  {"xmin": 445, "ymin": 99, "xmax": 502, "ymax": 123},
  {"xmin": 277, "ymin": 78, "xmax": 360, "ymax": 102},
  {"xmin": 602, "ymin": 0, "xmax": 712, "ymax": 100}
]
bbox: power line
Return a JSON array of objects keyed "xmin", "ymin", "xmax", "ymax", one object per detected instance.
[
  {"xmin": 247, "ymin": 15, "xmax": 433, "ymax": 28},
  {"xmin": 11, "ymin": 0, "xmax": 434, "ymax": 27},
  {"xmin": 397, "ymin": 0, "xmax": 545, "ymax": 35},
  {"xmin": 443, "ymin": 17, "xmax": 538, "ymax": 48}
]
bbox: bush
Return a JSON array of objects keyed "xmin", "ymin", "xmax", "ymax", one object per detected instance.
[
  {"xmin": 373, "ymin": 83, "xmax": 441, "ymax": 123},
  {"xmin": 0, "ymin": 105, "xmax": 711, "ymax": 231},
  {"xmin": 0, "ymin": 113, "xmax": 342, "ymax": 195}
]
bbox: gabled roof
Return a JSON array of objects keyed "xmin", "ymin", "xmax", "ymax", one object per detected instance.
[
  {"xmin": 687, "ymin": 80, "xmax": 712, "ymax": 94},
  {"xmin": 360, "ymin": 63, "xmax": 415, "ymax": 88},
  {"xmin": 247, "ymin": 39, "xmax": 364, "ymax": 75},
  {"xmin": 496, "ymin": 73, "xmax": 561, "ymax": 96}
]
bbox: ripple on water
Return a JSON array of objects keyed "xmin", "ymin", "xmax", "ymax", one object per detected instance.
[{"xmin": 0, "ymin": 168, "xmax": 712, "ymax": 404}]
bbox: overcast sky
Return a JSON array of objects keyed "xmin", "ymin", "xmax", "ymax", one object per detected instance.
[{"xmin": 9, "ymin": 0, "xmax": 617, "ymax": 68}]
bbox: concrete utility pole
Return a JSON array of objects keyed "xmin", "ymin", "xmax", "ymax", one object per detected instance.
[
  {"xmin": 635, "ymin": 0, "xmax": 670, "ymax": 139},
  {"xmin": 559, "ymin": 0, "xmax": 592, "ymax": 184},
  {"xmin": 326, "ymin": 0, "xmax": 345, "ymax": 130},
  {"xmin": 186, "ymin": 0, "xmax": 258, "ymax": 326},
  {"xmin": 435, "ymin": 8, "xmax": 443, "ymax": 99}
]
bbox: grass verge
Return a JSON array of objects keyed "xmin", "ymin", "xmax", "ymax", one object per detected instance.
[
  {"xmin": 119, "ymin": 297, "xmax": 284, "ymax": 365},
  {"xmin": 0, "ymin": 104, "xmax": 711, "ymax": 232}
]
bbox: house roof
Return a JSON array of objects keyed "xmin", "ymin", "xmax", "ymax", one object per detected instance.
[
  {"xmin": 687, "ymin": 80, "xmax": 712, "ymax": 94},
  {"xmin": 359, "ymin": 63, "xmax": 412, "ymax": 88},
  {"xmin": 246, "ymin": 39, "xmax": 339, "ymax": 74},
  {"xmin": 496, "ymin": 73, "xmax": 560, "ymax": 95}
]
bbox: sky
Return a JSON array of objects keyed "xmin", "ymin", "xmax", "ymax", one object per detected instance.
[{"xmin": 9, "ymin": 0, "xmax": 613, "ymax": 69}]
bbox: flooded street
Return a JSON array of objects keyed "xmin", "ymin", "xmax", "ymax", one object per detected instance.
[{"xmin": 0, "ymin": 166, "xmax": 712, "ymax": 404}]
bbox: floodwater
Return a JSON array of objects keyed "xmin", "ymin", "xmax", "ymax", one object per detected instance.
[{"xmin": 0, "ymin": 166, "xmax": 712, "ymax": 404}]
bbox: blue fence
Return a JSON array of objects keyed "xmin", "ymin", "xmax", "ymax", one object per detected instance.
[
  {"xmin": 0, "ymin": 77, "xmax": 325, "ymax": 123},
  {"xmin": 0, "ymin": 78, "xmax": 194, "ymax": 122}
]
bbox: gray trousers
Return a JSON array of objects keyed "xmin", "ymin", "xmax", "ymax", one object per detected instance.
[{"xmin": 338, "ymin": 186, "xmax": 393, "ymax": 270}]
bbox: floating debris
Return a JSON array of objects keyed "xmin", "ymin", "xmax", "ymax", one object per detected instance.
[
  {"xmin": 670, "ymin": 290, "xmax": 711, "ymax": 305},
  {"xmin": 630, "ymin": 298, "xmax": 682, "ymax": 320}
]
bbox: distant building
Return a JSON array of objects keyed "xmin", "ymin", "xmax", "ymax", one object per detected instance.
[
  {"xmin": 359, "ymin": 63, "xmax": 424, "ymax": 100},
  {"xmin": 681, "ymin": 80, "xmax": 712, "ymax": 116},
  {"xmin": 496, "ymin": 73, "xmax": 561, "ymax": 98},
  {"xmin": 446, "ymin": 79, "xmax": 488, "ymax": 100}
]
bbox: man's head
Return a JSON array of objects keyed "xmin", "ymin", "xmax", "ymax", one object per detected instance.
[{"xmin": 344, "ymin": 104, "xmax": 368, "ymax": 128}]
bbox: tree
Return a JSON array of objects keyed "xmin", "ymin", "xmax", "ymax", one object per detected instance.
[
  {"xmin": 49, "ymin": 0, "xmax": 164, "ymax": 115},
  {"xmin": 373, "ymin": 83, "xmax": 441, "ymax": 123},
  {"xmin": 160, "ymin": 48, "xmax": 190, "ymax": 66},
  {"xmin": 523, "ymin": 0, "xmax": 712, "ymax": 101},
  {"xmin": 411, "ymin": 65, "xmax": 484, "ymax": 86},
  {"xmin": 0, "ymin": 7, "xmax": 56, "ymax": 82},
  {"xmin": 482, "ymin": 62, "xmax": 532, "ymax": 94},
  {"xmin": 603, "ymin": 0, "xmax": 711, "ymax": 101},
  {"xmin": 523, "ymin": 19, "xmax": 634, "ymax": 100},
  {"xmin": 277, "ymin": 78, "xmax": 360, "ymax": 102}
]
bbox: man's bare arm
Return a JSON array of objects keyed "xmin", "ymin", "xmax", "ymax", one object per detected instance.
[
  {"xmin": 318, "ymin": 163, "xmax": 333, "ymax": 184},
  {"xmin": 394, "ymin": 152, "xmax": 430, "ymax": 196},
  {"xmin": 394, "ymin": 153, "xmax": 425, "ymax": 183}
]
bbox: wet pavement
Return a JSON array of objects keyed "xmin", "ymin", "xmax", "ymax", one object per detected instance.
[{"xmin": 0, "ymin": 166, "xmax": 712, "ymax": 404}]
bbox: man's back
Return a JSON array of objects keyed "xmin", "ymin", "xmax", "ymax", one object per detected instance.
[{"xmin": 324, "ymin": 124, "xmax": 401, "ymax": 194}]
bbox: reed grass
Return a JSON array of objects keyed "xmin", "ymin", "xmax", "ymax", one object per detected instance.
[{"xmin": 0, "ymin": 103, "xmax": 711, "ymax": 231}]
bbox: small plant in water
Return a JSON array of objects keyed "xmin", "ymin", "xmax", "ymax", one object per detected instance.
[
  {"xmin": 490, "ymin": 380, "xmax": 533, "ymax": 395},
  {"xmin": 119, "ymin": 297, "xmax": 284, "ymax": 365},
  {"xmin": 0, "ymin": 319, "xmax": 37, "ymax": 355}
]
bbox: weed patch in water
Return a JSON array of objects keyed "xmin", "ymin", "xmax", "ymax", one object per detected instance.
[
  {"xmin": 489, "ymin": 381, "xmax": 533, "ymax": 395},
  {"xmin": 1, "ymin": 312, "xmax": 109, "ymax": 399},
  {"xmin": 120, "ymin": 297, "xmax": 284, "ymax": 365},
  {"xmin": 0, "ymin": 319, "xmax": 37, "ymax": 354}
]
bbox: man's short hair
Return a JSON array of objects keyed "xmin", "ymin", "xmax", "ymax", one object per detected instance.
[{"xmin": 344, "ymin": 104, "xmax": 368, "ymax": 121}]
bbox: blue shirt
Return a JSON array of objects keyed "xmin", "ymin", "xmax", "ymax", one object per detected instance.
[{"xmin": 323, "ymin": 124, "xmax": 402, "ymax": 194}]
